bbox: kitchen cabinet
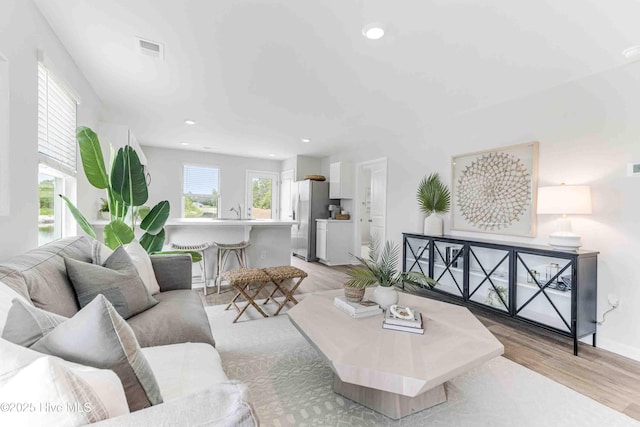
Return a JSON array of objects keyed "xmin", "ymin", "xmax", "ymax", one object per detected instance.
[
  {"xmin": 403, "ymin": 233, "xmax": 599, "ymax": 356},
  {"xmin": 329, "ymin": 162, "xmax": 353, "ymax": 199},
  {"xmin": 316, "ymin": 220, "xmax": 353, "ymax": 266}
]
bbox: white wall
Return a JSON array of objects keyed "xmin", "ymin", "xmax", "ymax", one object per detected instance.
[
  {"xmin": 142, "ymin": 146, "xmax": 281, "ymax": 219},
  {"xmin": 328, "ymin": 61, "xmax": 640, "ymax": 360},
  {"xmin": 0, "ymin": 0, "xmax": 103, "ymax": 261}
]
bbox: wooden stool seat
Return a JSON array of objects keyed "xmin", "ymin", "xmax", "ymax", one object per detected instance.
[
  {"xmin": 262, "ymin": 266, "xmax": 308, "ymax": 316},
  {"xmin": 223, "ymin": 268, "xmax": 270, "ymax": 323}
]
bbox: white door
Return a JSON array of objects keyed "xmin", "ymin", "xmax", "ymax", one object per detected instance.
[
  {"xmin": 280, "ymin": 169, "xmax": 294, "ymax": 221},
  {"xmin": 356, "ymin": 159, "xmax": 387, "ymax": 258},
  {"xmin": 246, "ymin": 171, "xmax": 279, "ymax": 219},
  {"xmin": 369, "ymin": 161, "xmax": 386, "ymax": 244}
]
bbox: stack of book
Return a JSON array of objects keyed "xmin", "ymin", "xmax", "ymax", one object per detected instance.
[
  {"xmin": 382, "ymin": 308, "xmax": 424, "ymax": 334},
  {"xmin": 333, "ymin": 296, "xmax": 382, "ymax": 318}
]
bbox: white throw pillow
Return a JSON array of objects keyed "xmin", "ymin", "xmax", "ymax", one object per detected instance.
[
  {"xmin": 0, "ymin": 338, "xmax": 129, "ymax": 422},
  {"xmin": 0, "ymin": 281, "xmax": 30, "ymax": 333},
  {"xmin": 0, "ymin": 357, "xmax": 114, "ymax": 426},
  {"xmin": 125, "ymin": 240, "xmax": 161, "ymax": 295},
  {"xmin": 91, "ymin": 239, "xmax": 114, "ymax": 265}
]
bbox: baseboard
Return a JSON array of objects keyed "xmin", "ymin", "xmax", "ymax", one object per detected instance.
[{"xmin": 595, "ymin": 337, "xmax": 640, "ymax": 362}]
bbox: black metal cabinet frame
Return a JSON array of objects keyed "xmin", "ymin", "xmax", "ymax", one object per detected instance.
[{"xmin": 403, "ymin": 233, "xmax": 599, "ymax": 356}]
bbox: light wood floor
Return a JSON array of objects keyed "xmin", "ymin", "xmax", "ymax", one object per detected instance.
[{"xmin": 200, "ymin": 257, "xmax": 640, "ymax": 421}]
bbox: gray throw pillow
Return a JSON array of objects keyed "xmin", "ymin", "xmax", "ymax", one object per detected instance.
[
  {"xmin": 65, "ymin": 246, "xmax": 158, "ymax": 319},
  {"xmin": 2, "ymin": 298, "xmax": 68, "ymax": 347},
  {"xmin": 30, "ymin": 294, "xmax": 163, "ymax": 411}
]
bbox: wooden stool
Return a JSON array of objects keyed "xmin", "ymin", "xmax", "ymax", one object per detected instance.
[
  {"xmin": 169, "ymin": 242, "xmax": 210, "ymax": 293},
  {"xmin": 262, "ymin": 266, "xmax": 308, "ymax": 316},
  {"xmin": 223, "ymin": 268, "xmax": 271, "ymax": 323},
  {"xmin": 213, "ymin": 241, "xmax": 250, "ymax": 294}
]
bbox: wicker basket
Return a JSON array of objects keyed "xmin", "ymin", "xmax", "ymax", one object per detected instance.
[
  {"xmin": 304, "ymin": 175, "xmax": 326, "ymax": 181},
  {"xmin": 343, "ymin": 285, "xmax": 365, "ymax": 302}
]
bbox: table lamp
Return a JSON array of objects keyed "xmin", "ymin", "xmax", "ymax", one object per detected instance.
[{"xmin": 537, "ymin": 184, "xmax": 592, "ymax": 250}]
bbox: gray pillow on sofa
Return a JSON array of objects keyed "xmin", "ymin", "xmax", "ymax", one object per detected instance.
[
  {"xmin": 65, "ymin": 247, "xmax": 158, "ymax": 319},
  {"xmin": 27, "ymin": 294, "xmax": 163, "ymax": 411},
  {"xmin": 1, "ymin": 298, "xmax": 68, "ymax": 347}
]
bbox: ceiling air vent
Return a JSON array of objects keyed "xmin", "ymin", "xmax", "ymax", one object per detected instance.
[{"xmin": 136, "ymin": 37, "xmax": 164, "ymax": 59}]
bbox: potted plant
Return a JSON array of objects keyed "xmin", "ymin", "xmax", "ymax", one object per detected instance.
[
  {"xmin": 60, "ymin": 127, "xmax": 170, "ymax": 253},
  {"xmin": 345, "ymin": 239, "xmax": 436, "ymax": 309},
  {"xmin": 98, "ymin": 198, "xmax": 110, "ymax": 220},
  {"xmin": 416, "ymin": 173, "xmax": 451, "ymax": 236}
]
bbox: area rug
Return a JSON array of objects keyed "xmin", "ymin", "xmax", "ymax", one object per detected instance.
[{"xmin": 207, "ymin": 305, "xmax": 639, "ymax": 427}]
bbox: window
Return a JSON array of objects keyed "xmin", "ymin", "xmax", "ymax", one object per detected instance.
[
  {"xmin": 183, "ymin": 165, "xmax": 220, "ymax": 218},
  {"xmin": 246, "ymin": 170, "xmax": 279, "ymax": 219},
  {"xmin": 37, "ymin": 62, "xmax": 77, "ymax": 245}
]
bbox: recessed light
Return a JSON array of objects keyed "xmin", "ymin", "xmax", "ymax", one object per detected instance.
[
  {"xmin": 180, "ymin": 142, "xmax": 189, "ymax": 146},
  {"xmin": 301, "ymin": 138, "xmax": 311, "ymax": 143},
  {"xmin": 362, "ymin": 23, "xmax": 385, "ymax": 40},
  {"xmin": 184, "ymin": 119, "xmax": 196, "ymax": 125},
  {"xmin": 622, "ymin": 46, "xmax": 640, "ymax": 60},
  {"xmin": 268, "ymin": 153, "xmax": 276, "ymax": 157},
  {"xmin": 203, "ymin": 146, "xmax": 212, "ymax": 150}
]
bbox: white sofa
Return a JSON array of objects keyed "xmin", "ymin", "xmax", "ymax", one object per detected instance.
[{"xmin": 0, "ymin": 237, "xmax": 258, "ymax": 426}]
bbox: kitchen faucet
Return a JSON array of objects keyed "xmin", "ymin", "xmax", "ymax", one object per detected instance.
[{"xmin": 229, "ymin": 203, "xmax": 242, "ymax": 219}]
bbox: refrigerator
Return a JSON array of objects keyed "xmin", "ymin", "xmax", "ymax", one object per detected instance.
[{"xmin": 291, "ymin": 180, "xmax": 337, "ymax": 261}]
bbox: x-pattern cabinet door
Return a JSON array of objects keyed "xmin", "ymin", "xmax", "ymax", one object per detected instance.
[
  {"xmin": 467, "ymin": 245, "xmax": 511, "ymax": 313},
  {"xmin": 404, "ymin": 236, "xmax": 430, "ymax": 277},
  {"xmin": 514, "ymin": 251, "xmax": 574, "ymax": 333},
  {"xmin": 432, "ymin": 240, "xmax": 465, "ymax": 298}
]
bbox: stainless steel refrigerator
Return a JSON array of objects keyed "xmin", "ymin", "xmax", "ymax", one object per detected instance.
[{"xmin": 291, "ymin": 180, "xmax": 336, "ymax": 261}]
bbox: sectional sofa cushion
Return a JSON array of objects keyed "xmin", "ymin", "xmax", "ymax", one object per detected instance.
[
  {"xmin": 127, "ymin": 290, "xmax": 216, "ymax": 348},
  {"xmin": 66, "ymin": 247, "xmax": 158, "ymax": 319},
  {"xmin": 30, "ymin": 295, "xmax": 163, "ymax": 412},
  {"xmin": 2, "ymin": 298, "xmax": 68, "ymax": 347},
  {"xmin": 0, "ymin": 236, "xmax": 92, "ymax": 317},
  {"xmin": 0, "ymin": 338, "xmax": 129, "ymax": 424}
]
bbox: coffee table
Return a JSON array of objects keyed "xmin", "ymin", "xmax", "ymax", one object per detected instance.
[{"xmin": 287, "ymin": 289, "xmax": 504, "ymax": 419}]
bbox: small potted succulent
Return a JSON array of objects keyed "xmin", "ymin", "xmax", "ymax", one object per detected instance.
[
  {"xmin": 344, "ymin": 239, "xmax": 436, "ymax": 309},
  {"xmin": 98, "ymin": 198, "xmax": 110, "ymax": 220}
]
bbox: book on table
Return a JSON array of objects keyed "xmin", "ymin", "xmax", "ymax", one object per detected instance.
[
  {"xmin": 382, "ymin": 322, "xmax": 425, "ymax": 334},
  {"xmin": 334, "ymin": 296, "xmax": 382, "ymax": 318},
  {"xmin": 382, "ymin": 307, "xmax": 424, "ymax": 334}
]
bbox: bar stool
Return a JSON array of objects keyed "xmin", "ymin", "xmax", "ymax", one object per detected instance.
[
  {"xmin": 213, "ymin": 241, "xmax": 251, "ymax": 293},
  {"xmin": 169, "ymin": 242, "xmax": 210, "ymax": 293}
]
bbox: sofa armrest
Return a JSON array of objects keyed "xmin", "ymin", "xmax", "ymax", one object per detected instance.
[
  {"xmin": 150, "ymin": 254, "xmax": 192, "ymax": 292},
  {"xmin": 92, "ymin": 381, "xmax": 259, "ymax": 427}
]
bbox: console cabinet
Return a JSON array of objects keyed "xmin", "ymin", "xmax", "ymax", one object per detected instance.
[{"xmin": 402, "ymin": 233, "xmax": 599, "ymax": 355}]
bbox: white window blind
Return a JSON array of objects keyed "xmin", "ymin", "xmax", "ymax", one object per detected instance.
[
  {"xmin": 183, "ymin": 165, "xmax": 219, "ymax": 197},
  {"xmin": 37, "ymin": 63, "xmax": 77, "ymax": 176}
]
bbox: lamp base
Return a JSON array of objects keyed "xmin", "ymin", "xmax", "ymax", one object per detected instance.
[{"xmin": 548, "ymin": 231, "xmax": 582, "ymax": 251}]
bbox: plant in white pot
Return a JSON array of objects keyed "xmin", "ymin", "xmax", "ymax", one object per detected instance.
[
  {"xmin": 345, "ymin": 239, "xmax": 436, "ymax": 309},
  {"xmin": 417, "ymin": 173, "xmax": 451, "ymax": 236}
]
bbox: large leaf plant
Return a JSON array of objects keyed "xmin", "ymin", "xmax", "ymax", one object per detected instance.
[
  {"xmin": 345, "ymin": 239, "xmax": 437, "ymax": 291},
  {"xmin": 61, "ymin": 126, "xmax": 170, "ymax": 253}
]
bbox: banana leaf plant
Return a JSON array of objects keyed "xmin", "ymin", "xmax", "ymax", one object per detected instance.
[{"xmin": 60, "ymin": 126, "xmax": 179, "ymax": 256}]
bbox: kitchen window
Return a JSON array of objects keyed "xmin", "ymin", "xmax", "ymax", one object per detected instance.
[
  {"xmin": 183, "ymin": 164, "xmax": 220, "ymax": 218},
  {"xmin": 37, "ymin": 62, "xmax": 77, "ymax": 245}
]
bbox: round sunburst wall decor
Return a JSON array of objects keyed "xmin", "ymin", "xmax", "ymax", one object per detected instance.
[{"xmin": 456, "ymin": 152, "xmax": 531, "ymax": 231}]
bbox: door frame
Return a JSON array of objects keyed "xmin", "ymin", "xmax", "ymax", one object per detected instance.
[
  {"xmin": 354, "ymin": 157, "xmax": 387, "ymax": 259},
  {"xmin": 245, "ymin": 170, "xmax": 280, "ymax": 219}
]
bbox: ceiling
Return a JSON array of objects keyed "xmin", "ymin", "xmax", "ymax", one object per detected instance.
[{"xmin": 34, "ymin": 0, "xmax": 640, "ymax": 159}]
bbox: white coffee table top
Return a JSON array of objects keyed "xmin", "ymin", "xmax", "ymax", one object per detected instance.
[{"xmin": 288, "ymin": 289, "xmax": 504, "ymax": 397}]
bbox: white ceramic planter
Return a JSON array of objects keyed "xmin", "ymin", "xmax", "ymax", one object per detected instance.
[
  {"xmin": 424, "ymin": 214, "xmax": 443, "ymax": 236},
  {"xmin": 99, "ymin": 211, "xmax": 110, "ymax": 221},
  {"xmin": 373, "ymin": 285, "xmax": 399, "ymax": 310}
]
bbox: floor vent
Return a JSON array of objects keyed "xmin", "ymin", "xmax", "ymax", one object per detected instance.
[{"xmin": 136, "ymin": 37, "xmax": 164, "ymax": 59}]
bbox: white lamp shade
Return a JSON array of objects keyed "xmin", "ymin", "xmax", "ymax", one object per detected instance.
[{"xmin": 537, "ymin": 185, "xmax": 592, "ymax": 215}]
